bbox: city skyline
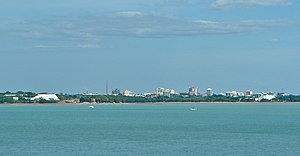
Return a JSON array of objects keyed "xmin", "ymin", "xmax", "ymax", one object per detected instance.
[{"xmin": 0, "ymin": 0, "xmax": 299, "ymax": 94}]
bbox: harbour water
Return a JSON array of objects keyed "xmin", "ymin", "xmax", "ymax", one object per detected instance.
[{"xmin": 1, "ymin": 104, "xmax": 300, "ymax": 155}]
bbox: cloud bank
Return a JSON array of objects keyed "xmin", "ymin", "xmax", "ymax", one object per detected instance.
[
  {"xmin": 14, "ymin": 12, "xmax": 292, "ymax": 41},
  {"xmin": 162, "ymin": 0, "xmax": 191, "ymax": 6},
  {"xmin": 212, "ymin": 0, "xmax": 291, "ymax": 8}
]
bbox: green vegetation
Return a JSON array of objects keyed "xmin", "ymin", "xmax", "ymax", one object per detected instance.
[
  {"xmin": 0, "ymin": 95, "xmax": 14, "ymax": 103},
  {"xmin": 0, "ymin": 91, "xmax": 37, "ymax": 104},
  {"xmin": 276, "ymin": 95, "xmax": 300, "ymax": 102}
]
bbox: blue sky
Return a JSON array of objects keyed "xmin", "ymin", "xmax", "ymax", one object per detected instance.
[{"xmin": 0, "ymin": 0, "xmax": 299, "ymax": 94}]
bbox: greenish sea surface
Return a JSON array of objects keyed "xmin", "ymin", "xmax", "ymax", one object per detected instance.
[{"xmin": 1, "ymin": 104, "xmax": 300, "ymax": 156}]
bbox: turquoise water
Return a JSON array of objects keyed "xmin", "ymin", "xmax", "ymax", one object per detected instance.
[{"xmin": 1, "ymin": 104, "xmax": 300, "ymax": 155}]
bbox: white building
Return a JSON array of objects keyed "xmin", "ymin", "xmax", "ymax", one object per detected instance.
[
  {"xmin": 123, "ymin": 90, "xmax": 134, "ymax": 97},
  {"xmin": 245, "ymin": 90, "xmax": 253, "ymax": 97},
  {"xmin": 218, "ymin": 93, "xmax": 226, "ymax": 96},
  {"xmin": 237, "ymin": 92, "xmax": 245, "ymax": 97},
  {"xmin": 255, "ymin": 93, "xmax": 276, "ymax": 101},
  {"xmin": 31, "ymin": 94, "xmax": 59, "ymax": 101},
  {"xmin": 163, "ymin": 89, "xmax": 171, "ymax": 97},
  {"xmin": 170, "ymin": 89, "xmax": 176, "ymax": 95},
  {"xmin": 207, "ymin": 88, "xmax": 213, "ymax": 96},
  {"xmin": 189, "ymin": 86, "xmax": 198, "ymax": 96},
  {"xmin": 156, "ymin": 88, "xmax": 165, "ymax": 96},
  {"xmin": 226, "ymin": 91, "xmax": 237, "ymax": 97}
]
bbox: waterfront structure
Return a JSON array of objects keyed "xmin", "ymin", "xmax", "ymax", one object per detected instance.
[
  {"xmin": 188, "ymin": 86, "xmax": 198, "ymax": 96},
  {"xmin": 31, "ymin": 94, "xmax": 59, "ymax": 101},
  {"xmin": 207, "ymin": 88, "xmax": 213, "ymax": 96}
]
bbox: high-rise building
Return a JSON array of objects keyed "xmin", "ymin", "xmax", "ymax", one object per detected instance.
[
  {"xmin": 170, "ymin": 89, "xmax": 176, "ymax": 95},
  {"xmin": 207, "ymin": 88, "xmax": 213, "ymax": 96},
  {"xmin": 237, "ymin": 92, "xmax": 245, "ymax": 97},
  {"xmin": 163, "ymin": 89, "xmax": 171, "ymax": 97},
  {"xmin": 112, "ymin": 89, "xmax": 121, "ymax": 95},
  {"xmin": 189, "ymin": 86, "xmax": 198, "ymax": 96},
  {"xmin": 123, "ymin": 90, "xmax": 134, "ymax": 97},
  {"xmin": 245, "ymin": 90, "xmax": 253, "ymax": 97},
  {"xmin": 156, "ymin": 88, "xmax": 165, "ymax": 96}
]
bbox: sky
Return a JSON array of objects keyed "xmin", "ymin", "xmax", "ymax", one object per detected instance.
[{"xmin": 0, "ymin": 0, "xmax": 299, "ymax": 94}]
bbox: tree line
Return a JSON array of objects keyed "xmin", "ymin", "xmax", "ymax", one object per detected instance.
[{"xmin": 1, "ymin": 92, "xmax": 300, "ymax": 104}]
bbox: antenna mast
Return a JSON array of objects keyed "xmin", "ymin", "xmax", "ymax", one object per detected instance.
[{"xmin": 106, "ymin": 80, "xmax": 109, "ymax": 95}]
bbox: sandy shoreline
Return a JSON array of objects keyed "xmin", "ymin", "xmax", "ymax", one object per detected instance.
[{"xmin": 1, "ymin": 102, "xmax": 300, "ymax": 106}]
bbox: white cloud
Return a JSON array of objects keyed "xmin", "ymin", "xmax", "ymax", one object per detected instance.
[
  {"xmin": 212, "ymin": 0, "xmax": 291, "ymax": 8},
  {"xmin": 33, "ymin": 45, "xmax": 53, "ymax": 48},
  {"xmin": 77, "ymin": 44, "xmax": 102, "ymax": 49},
  {"xmin": 116, "ymin": 11, "xmax": 142, "ymax": 17},
  {"xmin": 20, "ymin": 31, "xmax": 44, "ymax": 39},
  {"xmin": 15, "ymin": 12, "xmax": 293, "ymax": 40},
  {"xmin": 33, "ymin": 44, "xmax": 102, "ymax": 49},
  {"xmin": 239, "ymin": 19, "xmax": 293, "ymax": 27},
  {"xmin": 162, "ymin": 0, "xmax": 191, "ymax": 6},
  {"xmin": 193, "ymin": 20, "xmax": 219, "ymax": 24},
  {"xmin": 269, "ymin": 38, "xmax": 280, "ymax": 43}
]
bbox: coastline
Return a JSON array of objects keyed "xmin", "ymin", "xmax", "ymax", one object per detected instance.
[{"xmin": 1, "ymin": 102, "xmax": 300, "ymax": 106}]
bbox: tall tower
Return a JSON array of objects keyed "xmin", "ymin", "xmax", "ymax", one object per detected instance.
[
  {"xmin": 106, "ymin": 80, "xmax": 109, "ymax": 95},
  {"xmin": 189, "ymin": 86, "xmax": 198, "ymax": 96}
]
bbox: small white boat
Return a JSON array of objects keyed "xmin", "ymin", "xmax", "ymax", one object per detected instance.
[
  {"xmin": 190, "ymin": 107, "xmax": 197, "ymax": 111},
  {"xmin": 89, "ymin": 106, "xmax": 95, "ymax": 109}
]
